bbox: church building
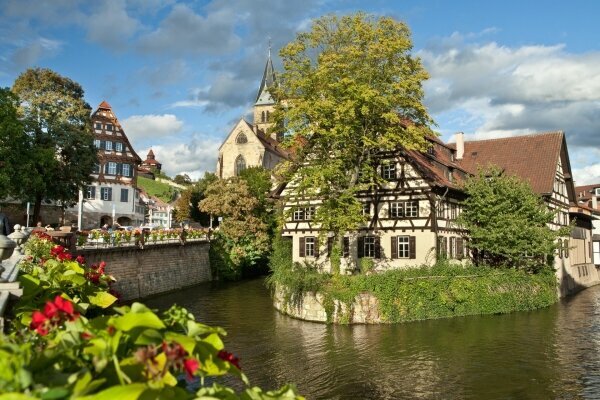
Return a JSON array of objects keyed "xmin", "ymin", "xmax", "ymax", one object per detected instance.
[{"xmin": 216, "ymin": 53, "xmax": 289, "ymax": 178}]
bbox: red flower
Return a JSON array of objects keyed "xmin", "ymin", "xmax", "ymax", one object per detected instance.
[
  {"xmin": 43, "ymin": 301, "xmax": 59, "ymax": 319},
  {"xmin": 53, "ymin": 295, "xmax": 75, "ymax": 318},
  {"xmin": 30, "ymin": 311, "xmax": 49, "ymax": 336},
  {"xmin": 217, "ymin": 350, "xmax": 241, "ymax": 370},
  {"xmin": 183, "ymin": 358, "xmax": 199, "ymax": 381},
  {"xmin": 76, "ymin": 255, "xmax": 86, "ymax": 265},
  {"xmin": 81, "ymin": 331, "xmax": 94, "ymax": 340}
]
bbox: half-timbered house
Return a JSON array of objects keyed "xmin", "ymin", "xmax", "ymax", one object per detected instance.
[{"xmin": 279, "ymin": 130, "xmax": 599, "ymax": 295}]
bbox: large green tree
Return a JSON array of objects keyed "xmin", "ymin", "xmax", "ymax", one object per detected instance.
[
  {"xmin": 11, "ymin": 68, "xmax": 97, "ymax": 223},
  {"xmin": 0, "ymin": 88, "xmax": 28, "ymax": 197},
  {"xmin": 273, "ymin": 13, "xmax": 434, "ymax": 240},
  {"xmin": 457, "ymin": 166, "xmax": 568, "ymax": 272},
  {"xmin": 174, "ymin": 172, "xmax": 218, "ymax": 226}
]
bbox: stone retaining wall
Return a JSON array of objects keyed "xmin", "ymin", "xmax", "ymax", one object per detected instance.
[
  {"xmin": 273, "ymin": 285, "xmax": 384, "ymax": 324},
  {"xmin": 77, "ymin": 241, "xmax": 211, "ymax": 301}
]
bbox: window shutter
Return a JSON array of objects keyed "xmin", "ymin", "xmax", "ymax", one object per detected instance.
[
  {"xmin": 91, "ymin": 186, "xmax": 96, "ymax": 199},
  {"xmin": 409, "ymin": 236, "xmax": 416, "ymax": 259},
  {"xmin": 590, "ymin": 241, "xmax": 593, "ymax": 259},
  {"xmin": 100, "ymin": 140, "xmax": 105, "ymax": 150},
  {"xmin": 443, "ymin": 237, "xmax": 448, "ymax": 256},
  {"xmin": 116, "ymin": 163, "xmax": 123, "ymax": 175},
  {"xmin": 107, "ymin": 188, "xmax": 112, "ymax": 201},
  {"xmin": 557, "ymin": 239, "xmax": 563, "ymax": 258},
  {"xmin": 357, "ymin": 237, "xmax": 364, "ymax": 258},
  {"xmin": 343, "ymin": 237, "xmax": 350, "ymax": 258},
  {"xmin": 299, "ymin": 237, "xmax": 305, "ymax": 257},
  {"xmin": 314, "ymin": 238, "xmax": 320, "ymax": 258},
  {"xmin": 327, "ymin": 237, "xmax": 334, "ymax": 256},
  {"xmin": 391, "ymin": 236, "xmax": 398, "ymax": 259},
  {"xmin": 457, "ymin": 238, "xmax": 464, "ymax": 260},
  {"xmin": 388, "ymin": 202, "xmax": 391, "ymax": 218},
  {"xmin": 375, "ymin": 237, "xmax": 381, "ymax": 259}
]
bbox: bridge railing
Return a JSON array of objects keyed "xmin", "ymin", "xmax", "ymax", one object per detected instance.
[{"xmin": 75, "ymin": 227, "xmax": 211, "ymax": 250}]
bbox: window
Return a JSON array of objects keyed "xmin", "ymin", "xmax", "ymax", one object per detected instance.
[
  {"xmin": 236, "ymin": 133, "xmax": 248, "ymax": 144},
  {"xmin": 266, "ymin": 110, "xmax": 270, "ymax": 122},
  {"xmin": 292, "ymin": 206, "xmax": 315, "ymax": 221},
  {"xmin": 595, "ymin": 188, "xmax": 600, "ymax": 196},
  {"xmin": 120, "ymin": 188, "xmax": 128, "ymax": 202},
  {"xmin": 437, "ymin": 201, "xmax": 445, "ymax": 219},
  {"xmin": 405, "ymin": 201, "xmax": 418, "ymax": 217},
  {"xmin": 100, "ymin": 187, "xmax": 112, "ymax": 201},
  {"xmin": 261, "ymin": 111, "xmax": 266, "ymax": 123},
  {"xmin": 381, "ymin": 163, "xmax": 396, "ymax": 180},
  {"xmin": 305, "ymin": 237, "xmax": 316, "ymax": 257},
  {"xmin": 276, "ymin": 132, "xmax": 285, "ymax": 142},
  {"xmin": 234, "ymin": 155, "xmax": 246, "ymax": 176},
  {"xmin": 397, "ymin": 236, "xmax": 410, "ymax": 258},
  {"xmin": 115, "ymin": 142, "xmax": 123, "ymax": 152},
  {"xmin": 390, "ymin": 202, "xmax": 403, "ymax": 218},
  {"xmin": 437, "ymin": 236, "xmax": 447, "ymax": 257},
  {"xmin": 392, "ymin": 236, "xmax": 415, "ymax": 259},
  {"xmin": 94, "ymin": 139, "xmax": 101, "ymax": 148},
  {"xmin": 427, "ymin": 146, "xmax": 434, "ymax": 155},
  {"xmin": 85, "ymin": 186, "xmax": 95, "ymax": 200},
  {"xmin": 593, "ymin": 241, "xmax": 600, "ymax": 265},
  {"xmin": 107, "ymin": 162, "xmax": 117, "ymax": 175},
  {"xmin": 450, "ymin": 203, "xmax": 457, "ymax": 220},
  {"xmin": 299, "ymin": 237, "xmax": 319, "ymax": 258},
  {"xmin": 362, "ymin": 202, "xmax": 371, "ymax": 216},
  {"xmin": 363, "ymin": 236, "xmax": 376, "ymax": 258},
  {"xmin": 450, "ymin": 237, "xmax": 456, "ymax": 258},
  {"xmin": 93, "ymin": 163, "xmax": 100, "ymax": 174},
  {"xmin": 389, "ymin": 201, "xmax": 419, "ymax": 218},
  {"xmin": 105, "ymin": 141, "xmax": 113, "ymax": 151},
  {"xmin": 106, "ymin": 124, "xmax": 113, "ymax": 131},
  {"xmin": 122, "ymin": 163, "xmax": 130, "ymax": 177},
  {"xmin": 94, "ymin": 123, "xmax": 102, "ymax": 130}
]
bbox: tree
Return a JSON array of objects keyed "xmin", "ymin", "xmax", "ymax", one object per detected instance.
[
  {"xmin": 273, "ymin": 13, "xmax": 434, "ymax": 241},
  {"xmin": 0, "ymin": 88, "xmax": 28, "ymax": 197},
  {"xmin": 174, "ymin": 172, "xmax": 218, "ymax": 225},
  {"xmin": 11, "ymin": 68, "xmax": 97, "ymax": 223},
  {"xmin": 199, "ymin": 178, "xmax": 270, "ymax": 279},
  {"xmin": 457, "ymin": 166, "xmax": 568, "ymax": 272},
  {"xmin": 173, "ymin": 173, "xmax": 192, "ymax": 185}
]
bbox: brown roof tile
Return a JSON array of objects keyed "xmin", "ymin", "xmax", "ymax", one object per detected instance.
[{"xmin": 456, "ymin": 131, "xmax": 563, "ymax": 195}]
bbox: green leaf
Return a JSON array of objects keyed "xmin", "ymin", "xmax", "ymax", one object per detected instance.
[
  {"xmin": 0, "ymin": 394, "xmax": 38, "ymax": 400},
  {"xmin": 134, "ymin": 329, "xmax": 163, "ymax": 346},
  {"xmin": 76, "ymin": 384, "xmax": 147, "ymax": 400},
  {"xmin": 163, "ymin": 332, "xmax": 196, "ymax": 354},
  {"xmin": 40, "ymin": 388, "xmax": 70, "ymax": 400},
  {"xmin": 112, "ymin": 312, "xmax": 165, "ymax": 332},
  {"xmin": 87, "ymin": 292, "xmax": 118, "ymax": 309}
]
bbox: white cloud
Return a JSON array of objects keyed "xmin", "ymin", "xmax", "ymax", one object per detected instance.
[
  {"xmin": 573, "ymin": 163, "xmax": 600, "ymax": 186},
  {"xmin": 10, "ymin": 37, "xmax": 62, "ymax": 67},
  {"xmin": 87, "ymin": 0, "xmax": 140, "ymax": 50},
  {"xmin": 142, "ymin": 136, "xmax": 221, "ymax": 179},
  {"xmin": 121, "ymin": 114, "xmax": 184, "ymax": 143},
  {"xmin": 420, "ymin": 37, "xmax": 600, "ymax": 148}
]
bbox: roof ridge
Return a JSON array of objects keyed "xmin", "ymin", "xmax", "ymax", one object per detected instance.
[{"xmin": 463, "ymin": 130, "xmax": 564, "ymax": 145}]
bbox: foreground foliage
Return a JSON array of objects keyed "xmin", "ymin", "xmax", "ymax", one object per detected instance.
[
  {"xmin": 458, "ymin": 166, "xmax": 570, "ymax": 272},
  {"xmin": 1, "ymin": 233, "xmax": 303, "ymax": 399}
]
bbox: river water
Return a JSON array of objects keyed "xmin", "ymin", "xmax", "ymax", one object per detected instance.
[{"xmin": 146, "ymin": 279, "xmax": 600, "ymax": 399}]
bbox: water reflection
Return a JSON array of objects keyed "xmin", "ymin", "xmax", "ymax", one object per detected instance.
[{"xmin": 146, "ymin": 279, "xmax": 600, "ymax": 399}]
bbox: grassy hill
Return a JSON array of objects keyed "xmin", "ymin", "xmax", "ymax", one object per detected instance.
[{"xmin": 137, "ymin": 176, "xmax": 178, "ymax": 203}]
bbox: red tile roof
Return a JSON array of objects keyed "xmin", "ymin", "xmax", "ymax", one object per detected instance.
[
  {"xmin": 455, "ymin": 131, "xmax": 564, "ymax": 195},
  {"xmin": 98, "ymin": 100, "xmax": 112, "ymax": 109}
]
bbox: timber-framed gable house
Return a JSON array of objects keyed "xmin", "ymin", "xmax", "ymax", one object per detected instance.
[{"xmin": 278, "ymin": 130, "xmax": 598, "ymax": 296}]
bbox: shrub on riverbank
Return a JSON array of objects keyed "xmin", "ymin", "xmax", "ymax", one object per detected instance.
[{"xmin": 268, "ymin": 257, "xmax": 558, "ymax": 323}]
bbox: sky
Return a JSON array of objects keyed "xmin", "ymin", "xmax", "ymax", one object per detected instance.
[{"xmin": 1, "ymin": 0, "xmax": 600, "ymax": 185}]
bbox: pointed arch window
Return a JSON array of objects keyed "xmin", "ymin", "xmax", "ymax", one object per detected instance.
[
  {"xmin": 266, "ymin": 110, "xmax": 270, "ymax": 122},
  {"xmin": 261, "ymin": 111, "xmax": 266, "ymax": 123},
  {"xmin": 235, "ymin": 155, "xmax": 246, "ymax": 176},
  {"xmin": 236, "ymin": 132, "xmax": 248, "ymax": 144}
]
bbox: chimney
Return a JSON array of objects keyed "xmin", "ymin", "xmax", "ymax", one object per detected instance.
[{"xmin": 455, "ymin": 132, "xmax": 465, "ymax": 160}]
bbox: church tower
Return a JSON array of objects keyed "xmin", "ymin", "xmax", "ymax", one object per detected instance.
[{"xmin": 253, "ymin": 48, "xmax": 281, "ymax": 141}]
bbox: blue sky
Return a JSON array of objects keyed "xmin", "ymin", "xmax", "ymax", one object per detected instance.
[{"xmin": 1, "ymin": 0, "xmax": 600, "ymax": 184}]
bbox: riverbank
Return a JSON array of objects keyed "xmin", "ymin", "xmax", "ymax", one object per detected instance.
[{"xmin": 268, "ymin": 263, "xmax": 558, "ymax": 324}]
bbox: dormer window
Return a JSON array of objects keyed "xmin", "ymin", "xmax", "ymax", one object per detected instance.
[
  {"xmin": 595, "ymin": 188, "xmax": 600, "ymax": 196},
  {"xmin": 106, "ymin": 124, "xmax": 113, "ymax": 131},
  {"xmin": 381, "ymin": 163, "xmax": 396, "ymax": 180},
  {"xmin": 427, "ymin": 146, "xmax": 434, "ymax": 155},
  {"xmin": 236, "ymin": 132, "xmax": 248, "ymax": 144}
]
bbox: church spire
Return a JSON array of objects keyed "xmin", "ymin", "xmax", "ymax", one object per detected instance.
[{"xmin": 255, "ymin": 46, "xmax": 277, "ymax": 105}]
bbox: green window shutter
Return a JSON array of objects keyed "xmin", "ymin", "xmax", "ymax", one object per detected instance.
[
  {"xmin": 107, "ymin": 188, "xmax": 112, "ymax": 201},
  {"xmin": 457, "ymin": 238, "xmax": 464, "ymax": 260},
  {"xmin": 91, "ymin": 186, "xmax": 96, "ymax": 199},
  {"xmin": 357, "ymin": 237, "xmax": 364, "ymax": 258},
  {"xmin": 343, "ymin": 237, "xmax": 350, "ymax": 258},
  {"xmin": 327, "ymin": 237, "xmax": 334, "ymax": 256},
  {"xmin": 409, "ymin": 236, "xmax": 416, "ymax": 259},
  {"xmin": 375, "ymin": 237, "xmax": 381, "ymax": 259},
  {"xmin": 299, "ymin": 237, "xmax": 305, "ymax": 258},
  {"xmin": 314, "ymin": 237, "xmax": 320, "ymax": 258},
  {"xmin": 391, "ymin": 236, "xmax": 398, "ymax": 259}
]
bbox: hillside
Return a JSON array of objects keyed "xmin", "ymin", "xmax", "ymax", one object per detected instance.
[{"xmin": 137, "ymin": 176, "xmax": 178, "ymax": 203}]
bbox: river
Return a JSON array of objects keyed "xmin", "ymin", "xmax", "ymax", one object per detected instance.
[{"xmin": 146, "ymin": 278, "xmax": 600, "ymax": 399}]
